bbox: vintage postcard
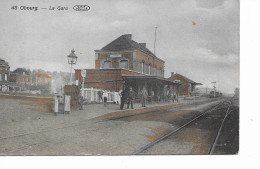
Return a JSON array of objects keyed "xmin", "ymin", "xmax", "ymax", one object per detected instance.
[{"xmin": 0, "ymin": 0, "xmax": 239, "ymax": 156}]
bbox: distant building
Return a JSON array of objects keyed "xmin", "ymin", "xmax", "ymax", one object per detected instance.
[
  {"xmin": 10, "ymin": 68, "xmax": 31, "ymax": 84},
  {"xmin": 168, "ymin": 72, "xmax": 202, "ymax": 96},
  {"xmin": 32, "ymin": 73, "xmax": 51, "ymax": 86},
  {"xmin": 0, "ymin": 58, "xmax": 10, "ymax": 92}
]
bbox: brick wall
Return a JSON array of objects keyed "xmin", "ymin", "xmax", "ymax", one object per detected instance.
[
  {"xmin": 95, "ymin": 51, "xmax": 133, "ymax": 70},
  {"xmin": 95, "ymin": 50, "xmax": 164, "ymax": 77},
  {"xmin": 170, "ymin": 76, "xmax": 191, "ymax": 95},
  {"xmin": 75, "ymin": 69, "xmax": 142, "ymax": 92},
  {"xmin": 134, "ymin": 50, "xmax": 164, "ymax": 77}
]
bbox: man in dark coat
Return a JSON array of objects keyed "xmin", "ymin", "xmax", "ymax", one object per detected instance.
[
  {"xmin": 79, "ymin": 95, "xmax": 84, "ymax": 110},
  {"xmin": 97, "ymin": 90, "xmax": 104, "ymax": 103},
  {"xmin": 127, "ymin": 87, "xmax": 135, "ymax": 109},
  {"xmin": 119, "ymin": 88, "xmax": 127, "ymax": 110}
]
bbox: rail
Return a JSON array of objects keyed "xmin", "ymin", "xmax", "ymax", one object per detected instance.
[{"xmin": 133, "ymin": 101, "xmax": 225, "ymax": 155}]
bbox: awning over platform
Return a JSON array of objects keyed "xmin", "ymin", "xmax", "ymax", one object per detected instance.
[{"xmin": 122, "ymin": 75, "xmax": 183, "ymax": 85}]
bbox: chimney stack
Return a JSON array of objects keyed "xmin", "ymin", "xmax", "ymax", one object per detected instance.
[{"xmin": 171, "ymin": 72, "xmax": 175, "ymax": 77}]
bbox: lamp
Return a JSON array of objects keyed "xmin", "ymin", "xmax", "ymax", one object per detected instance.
[{"xmin": 67, "ymin": 49, "xmax": 78, "ymax": 84}]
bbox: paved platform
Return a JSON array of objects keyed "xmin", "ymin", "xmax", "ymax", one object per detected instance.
[
  {"xmin": 0, "ymin": 94, "xmax": 219, "ymax": 155},
  {"xmin": 69, "ymin": 97, "xmax": 211, "ymax": 121}
]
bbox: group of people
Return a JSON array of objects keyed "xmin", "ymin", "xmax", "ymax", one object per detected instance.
[
  {"xmin": 119, "ymin": 87, "xmax": 135, "ymax": 110},
  {"xmin": 119, "ymin": 87, "xmax": 150, "ymax": 110},
  {"xmin": 94, "ymin": 86, "xmax": 178, "ymax": 110}
]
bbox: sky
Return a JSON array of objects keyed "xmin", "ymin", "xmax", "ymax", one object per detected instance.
[{"xmin": 0, "ymin": 0, "xmax": 239, "ymax": 94}]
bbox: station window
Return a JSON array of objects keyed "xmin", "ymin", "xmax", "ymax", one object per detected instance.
[
  {"xmin": 119, "ymin": 60, "xmax": 128, "ymax": 69},
  {"xmin": 142, "ymin": 62, "xmax": 145, "ymax": 73},
  {"xmin": 103, "ymin": 60, "xmax": 112, "ymax": 68}
]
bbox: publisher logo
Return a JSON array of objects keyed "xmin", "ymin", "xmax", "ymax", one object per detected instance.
[{"xmin": 73, "ymin": 5, "xmax": 90, "ymax": 11}]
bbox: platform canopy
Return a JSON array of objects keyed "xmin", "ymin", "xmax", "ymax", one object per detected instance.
[{"xmin": 122, "ymin": 75, "xmax": 183, "ymax": 86}]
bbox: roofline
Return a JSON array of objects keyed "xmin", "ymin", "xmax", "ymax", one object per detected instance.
[
  {"xmin": 134, "ymin": 49, "xmax": 165, "ymax": 63},
  {"xmin": 94, "ymin": 50, "xmax": 134, "ymax": 53},
  {"xmin": 172, "ymin": 73, "xmax": 195, "ymax": 83}
]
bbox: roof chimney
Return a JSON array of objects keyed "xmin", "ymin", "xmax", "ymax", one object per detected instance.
[
  {"xmin": 171, "ymin": 72, "xmax": 175, "ymax": 77},
  {"xmin": 139, "ymin": 43, "xmax": 146, "ymax": 47},
  {"xmin": 123, "ymin": 34, "xmax": 132, "ymax": 40}
]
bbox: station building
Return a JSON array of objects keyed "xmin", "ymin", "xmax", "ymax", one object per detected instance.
[
  {"xmin": 168, "ymin": 72, "xmax": 202, "ymax": 96},
  {"xmin": 75, "ymin": 34, "xmax": 181, "ymax": 102}
]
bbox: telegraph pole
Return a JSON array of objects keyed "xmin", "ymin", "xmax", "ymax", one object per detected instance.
[
  {"xmin": 211, "ymin": 82, "xmax": 216, "ymax": 97},
  {"xmin": 154, "ymin": 26, "xmax": 157, "ymax": 55}
]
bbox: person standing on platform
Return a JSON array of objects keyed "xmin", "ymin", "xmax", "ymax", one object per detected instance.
[
  {"xmin": 79, "ymin": 96, "xmax": 84, "ymax": 110},
  {"xmin": 127, "ymin": 87, "xmax": 135, "ymax": 109},
  {"xmin": 98, "ymin": 90, "xmax": 104, "ymax": 103},
  {"xmin": 103, "ymin": 90, "xmax": 108, "ymax": 106},
  {"xmin": 119, "ymin": 88, "xmax": 127, "ymax": 110},
  {"xmin": 141, "ymin": 89, "xmax": 148, "ymax": 107}
]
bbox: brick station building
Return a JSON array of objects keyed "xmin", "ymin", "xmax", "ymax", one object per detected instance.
[
  {"xmin": 168, "ymin": 72, "xmax": 202, "ymax": 96},
  {"xmin": 75, "ymin": 34, "xmax": 181, "ymax": 102}
]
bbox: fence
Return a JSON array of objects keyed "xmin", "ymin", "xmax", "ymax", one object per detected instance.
[{"xmin": 81, "ymin": 88, "xmax": 120, "ymax": 104}]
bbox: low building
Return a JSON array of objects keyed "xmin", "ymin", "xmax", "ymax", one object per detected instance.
[
  {"xmin": 168, "ymin": 72, "xmax": 202, "ymax": 96},
  {"xmin": 10, "ymin": 68, "xmax": 31, "ymax": 84},
  {"xmin": 0, "ymin": 58, "xmax": 10, "ymax": 92},
  {"xmin": 32, "ymin": 73, "xmax": 51, "ymax": 86}
]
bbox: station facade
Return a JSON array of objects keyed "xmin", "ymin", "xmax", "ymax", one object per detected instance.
[{"xmin": 75, "ymin": 34, "xmax": 180, "ymax": 102}]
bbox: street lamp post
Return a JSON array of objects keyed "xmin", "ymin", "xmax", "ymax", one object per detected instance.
[
  {"xmin": 67, "ymin": 49, "xmax": 78, "ymax": 84},
  {"xmin": 211, "ymin": 81, "xmax": 216, "ymax": 97}
]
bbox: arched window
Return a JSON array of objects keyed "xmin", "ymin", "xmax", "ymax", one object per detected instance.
[
  {"xmin": 148, "ymin": 64, "xmax": 151, "ymax": 75},
  {"xmin": 119, "ymin": 60, "xmax": 129, "ymax": 69},
  {"xmin": 103, "ymin": 60, "xmax": 112, "ymax": 68},
  {"xmin": 154, "ymin": 66, "xmax": 157, "ymax": 75},
  {"xmin": 142, "ymin": 61, "xmax": 145, "ymax": 73}
]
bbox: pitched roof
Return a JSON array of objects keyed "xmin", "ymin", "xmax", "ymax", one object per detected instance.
[
  {"xmin": 96, "ymin": 34, "xmax": 164, "ymax": 62},
  {"xmin": 169, "ymin": 73, "xmax": 202, "ymax": 85},
  {"xmin": 0, "ymin": 58, "xmax": 9, "ymax": 67},
  {"xmin": 13, "ymin": 68, "xmax": 30, "ymax": 75}
]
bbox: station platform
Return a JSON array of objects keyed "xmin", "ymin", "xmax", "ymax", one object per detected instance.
[{"xmin": 69, "ymin": 97, "xmax": 211, "ymax": 121}]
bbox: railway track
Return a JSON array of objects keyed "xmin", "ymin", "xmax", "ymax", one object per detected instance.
[{"xmin": 133, "ymin": 99, "xmax": 234, "ymax": 155}]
